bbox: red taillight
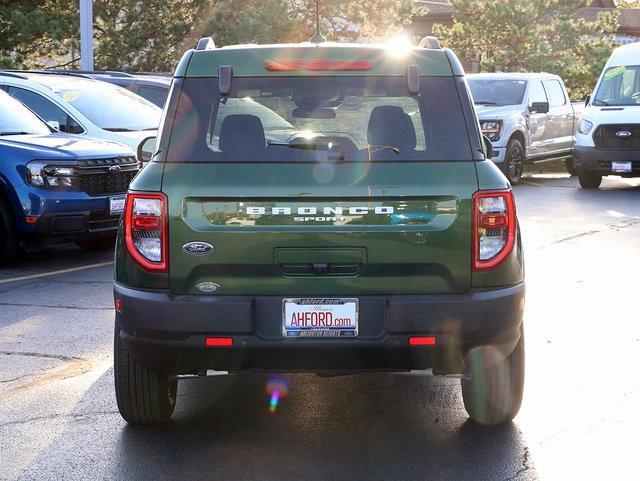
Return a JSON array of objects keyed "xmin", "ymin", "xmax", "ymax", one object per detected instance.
[
  {"xmin": 124, "ymin": 192, "xmax": 168, "ymax": 272},
  {"xmin": 264, "ymin": 59, "xmax": 374, "ymax": 72},
  {"xmin": 473, "ymin": 190, "xmax": 516, "ymax": 270},
  {"xmin": 205, "ymin": 337, "xmax": 233, "ymax": 347},
  {"xmin": 409, "ymin": 336, "xmax": 437, "ymax": 346}
]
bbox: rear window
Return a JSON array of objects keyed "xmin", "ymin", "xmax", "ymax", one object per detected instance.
[
  {"xmin": 468, "ymin": 79, "xmax": 527, "ymax": 106},
  {"xmin": 165, "ymin": 76, "xmax": 472, "ymax": 162}
]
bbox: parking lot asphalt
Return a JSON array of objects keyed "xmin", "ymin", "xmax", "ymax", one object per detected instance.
[{"xmin": 0, "ymin": 173, "xmax": 639, "ymax": 481}]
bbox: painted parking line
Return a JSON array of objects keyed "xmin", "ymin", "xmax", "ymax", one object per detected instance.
[{"xmin": 0, "ymin": 261, "xmax": 112, "ymax": 285}]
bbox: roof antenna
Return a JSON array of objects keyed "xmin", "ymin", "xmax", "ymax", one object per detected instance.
[{"xmin": 309, "ymin": 0, "xmax": 326, "ymax": 43}]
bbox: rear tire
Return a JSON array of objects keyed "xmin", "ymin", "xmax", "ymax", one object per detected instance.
[
  {"xmin": 461, "ymin": 328, "xmax": 525, "ymax": 425},
  {"xmin": 77, "ymin": 237, "xmax": 115, "ymax": 251},
  {"xmin": 0, "ymin": 199, "xmax": 18, "ymax": 265},
  {"xmin": 577, "ymin": 170, "xmax": 602, "ymax": 189},
  {"xmin": 565, "ymin": 158, "xmax": 577, "ymax": 176},
  {"xmin": 501, "ymin": 138, "xmax": 525, "ymax": 185},
  {"xmin": 114, "ymin": 319, "xmax": 177, "ymax": 424}
]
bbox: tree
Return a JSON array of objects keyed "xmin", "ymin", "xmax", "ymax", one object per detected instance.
[
  {"xmin": 616, "ymin": 1, "xmax": 640, "ymax": 8},
  {"xmin": 89, "ymin": 0, "xmax": 207, "ymax": 71},
  {"xmin": 192, "ymin": 0, "xmax": 427, "ymax": 48},
  {"xmin": 0, "ymin": 1, "xmax": 74, "ymax": 68},
  {"xmin": 2, "ymin": 1, "xmax": 425, "ymax": 72},
  {"xmin": 433, "ymin": 0, "xmax": 619, "ymax": 98}
]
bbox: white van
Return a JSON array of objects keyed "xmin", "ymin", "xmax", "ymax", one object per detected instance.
[{"xmin": 574, "ymin": 42, "xmax": 640, "ymax": 188}]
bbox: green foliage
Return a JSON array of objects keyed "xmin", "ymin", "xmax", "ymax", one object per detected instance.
[
  {"xmin": 197, "ymin": 0, "xmax": 426, "ymax": 46},
  {"xmin": 617, "ymin": 1, "xmax": 640, "ymax": 8},
  {"xmin": 433, "ymin": 0, "xmax": 619, "ymax": 98},
  {"xmin": 1, "ymin": 1, "xmax": 426, "ymax": 72},
  {"xmin": 90, "ymin": 0, "xmax": 206, "ymax": 71},
  {"xmin": 0, "ymin": 1, "xmax": 74, "ymax": 68}
]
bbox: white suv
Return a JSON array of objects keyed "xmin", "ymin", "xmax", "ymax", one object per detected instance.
[{"xmin": 0, "ymin": 72, "xmax": 161, "ymax": 152}]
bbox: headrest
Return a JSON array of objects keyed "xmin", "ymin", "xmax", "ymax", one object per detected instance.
[
  {"xmin": 367, "ymin": 106, "xmax": 417, "ymax": 152},
  {"xmin": 219, "ymin": 114, "xmax": 266, "ymax": 157}
]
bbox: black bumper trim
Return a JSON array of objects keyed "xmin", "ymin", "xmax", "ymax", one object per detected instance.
[
  {"xmin": 114, "ymin": 283, "xmax": 525, "ymax": 374},
  {"xmin": 32, "ymin": 209, "xmax": 120, "ymax": 237},
  {"xmin": 573, "ymin": 145, "xmax": 640, "ymax": 175}
]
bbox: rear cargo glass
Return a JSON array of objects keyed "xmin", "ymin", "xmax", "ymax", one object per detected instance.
[{"xmin": 165, "ymin": 76, "xmax": 472, "ymax": 162}]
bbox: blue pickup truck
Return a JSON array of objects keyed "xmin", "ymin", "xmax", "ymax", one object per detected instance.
[{"xmin": 0, "ymin": 90, "xmax": 140, "ymax": 264}]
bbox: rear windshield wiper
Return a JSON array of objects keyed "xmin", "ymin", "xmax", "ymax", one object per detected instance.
[
  {"xmin": 364, "ymin": 145, "xmax": 400, "ymax": 155},
  {"xmin": 103, "ymin": 127, "xmax": 142, "ymax": 132},
  {"xmin": 267, "ymin": 140, "xmax": 333, "ymax": 150},
  {"xmin": 0, "ymin": 131, "xmax": 34, "ymax": 136},
  {"xmin": 474, "ymin": 101, "xmax": 498, "ymax": 105}
]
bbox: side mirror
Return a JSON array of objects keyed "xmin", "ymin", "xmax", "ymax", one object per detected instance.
[
  {"xmin": 584, "ymin": 94, "xmax": 591, "ymax": 107},
  {"xmin": 482, "ymin": 135, "xmax": 494, "ymax": 160},
  {"xmin": 137, "ymin": 136, "xmax": 157, "ymax": 163},
  {"xmin": 529, "ymin": 101, "xmax": 549, "ymax": 114},
  {"xmin": 47, "ymin": 120, "xmax": 60, "ymax": 131}
]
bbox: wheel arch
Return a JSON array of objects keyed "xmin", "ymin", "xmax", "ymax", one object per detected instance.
[
  {"xmin": 0, "ymin": 173, "xmax": 24, "ymax": 229},
  {"xmin": 509, "ymin": 131, "xmax": 526, "ymax": 153}
]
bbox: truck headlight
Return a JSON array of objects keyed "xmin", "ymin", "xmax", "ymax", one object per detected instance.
[
  {"xmin": 480, "ymin": 120, "xmax": 503, "ymax": 141},
  {"xmin": 577, "ymin": 119, "xmax": 593, "ymax": 135},
  {"xmin": 27, "ymin": 161, "xmax": 77, "ymax": 188}
]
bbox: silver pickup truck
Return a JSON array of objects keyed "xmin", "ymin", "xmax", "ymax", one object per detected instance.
[{"xmin": 468, "ymin": 73, "xmax": 584, "ymax": 183}]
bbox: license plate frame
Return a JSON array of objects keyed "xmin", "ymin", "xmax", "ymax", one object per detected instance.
[
  {"xmin": 612, "ymin": 161, "xmax": 632, "ymax": 173},
  {"xmin": 109, "ymin": 196, "xmax": 126, "ymax": 216},
  {"xmin": 282, "ymin": 298, "xmax": 359, "ymax": 338}
]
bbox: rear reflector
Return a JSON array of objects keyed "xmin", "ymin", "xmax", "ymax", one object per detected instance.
[
  {"xmin": 114, "ymin": 297, "xmax": 123, "ymax": 312},
  {"xmin": 205, "ymin": 337, "xmax": 233, "ymax": 347},
  {"xmin": 409, "ymin": 336, "xmax": 437, "ymax": 346},
  {"xmin": 264, "ymin": 59, "xmax": 374, "ymax": 72}
]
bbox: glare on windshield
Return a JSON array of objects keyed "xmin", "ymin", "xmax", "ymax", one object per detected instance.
[{"xmin": 54, "ymin": 84, "xmax": 162, "ymax": 131}]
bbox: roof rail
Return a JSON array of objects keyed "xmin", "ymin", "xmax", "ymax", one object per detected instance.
[
  {"xmin": 196, "ymin": 37, "xmax": 216, "ymax": 51},
  {"xmin": 8, "ymin": 69, "xmax": 93, "ymax": 79},
  {"xmin": 61, "ymin": 70, "xmax": 135, "ymax": 78},
  {"xmin": 0, "ymin": 71, "xmax": 28, "ymax": 79},
  {"xmin": 418, "ymin": 36, "xmax": 441, "ymax": 49}
]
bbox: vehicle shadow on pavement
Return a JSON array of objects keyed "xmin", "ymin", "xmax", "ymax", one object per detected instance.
[{"xmin": 109, "ymin": 372, "xmax": 535, "ymax": 481}]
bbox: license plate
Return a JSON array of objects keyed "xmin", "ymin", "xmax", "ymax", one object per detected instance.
[
  {"xmin": 109, "ymin": 196, "xmax": 126, "ymax": 215},
  {"xmin": 282, "ymin": 298, "xmax": 359, "ymax": 337},
  {"xmin": 612, "ymin": 161, "xmax": 632, "ymax": 173}
]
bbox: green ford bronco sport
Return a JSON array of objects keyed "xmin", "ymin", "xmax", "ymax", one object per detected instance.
[{"xmin": 113, "ymin": 37, "xmax": 525, "ymax": 426}]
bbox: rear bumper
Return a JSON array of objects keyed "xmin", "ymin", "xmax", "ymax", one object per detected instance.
[
  {"xmin": 114, "ymin": 283, "xmax": 525, "ymax": 374},
  {"xmin": 573, "ymin": 145, "xmax": 640, "ymax": 176}
]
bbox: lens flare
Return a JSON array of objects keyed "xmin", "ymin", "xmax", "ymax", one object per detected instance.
[{"xmin": 266, "ymin": 375, "xmax": 289, "ymax": 414}]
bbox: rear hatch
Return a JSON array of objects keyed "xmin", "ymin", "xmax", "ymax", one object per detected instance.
[
  {"xmin": 165, "ymin": 162, "xmax": 477, "ymax": 295},
  {"xmin": 161, "ymin": 48, "xmax": 479, "ymax": 296}
]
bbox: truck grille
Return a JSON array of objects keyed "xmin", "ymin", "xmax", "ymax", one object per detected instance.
[
  {"xmin": 75, "ymin": 157, "xmax": 139, "ymax": 196},
  {"xmin": 593, "ymin": 124, "xmax": 640, "ymax": 149}
]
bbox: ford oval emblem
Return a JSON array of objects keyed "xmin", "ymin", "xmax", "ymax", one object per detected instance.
[
  {"xmin": 183, "ymin": 241, "xmax": 214, "ymax": 256},
  {"xmin": 616, "ymin": 130, "xmax": 632, "ymax": 138},
  {"xmin": 197, "ymin": 282, "xmax": 220, "ymax": 293}
]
